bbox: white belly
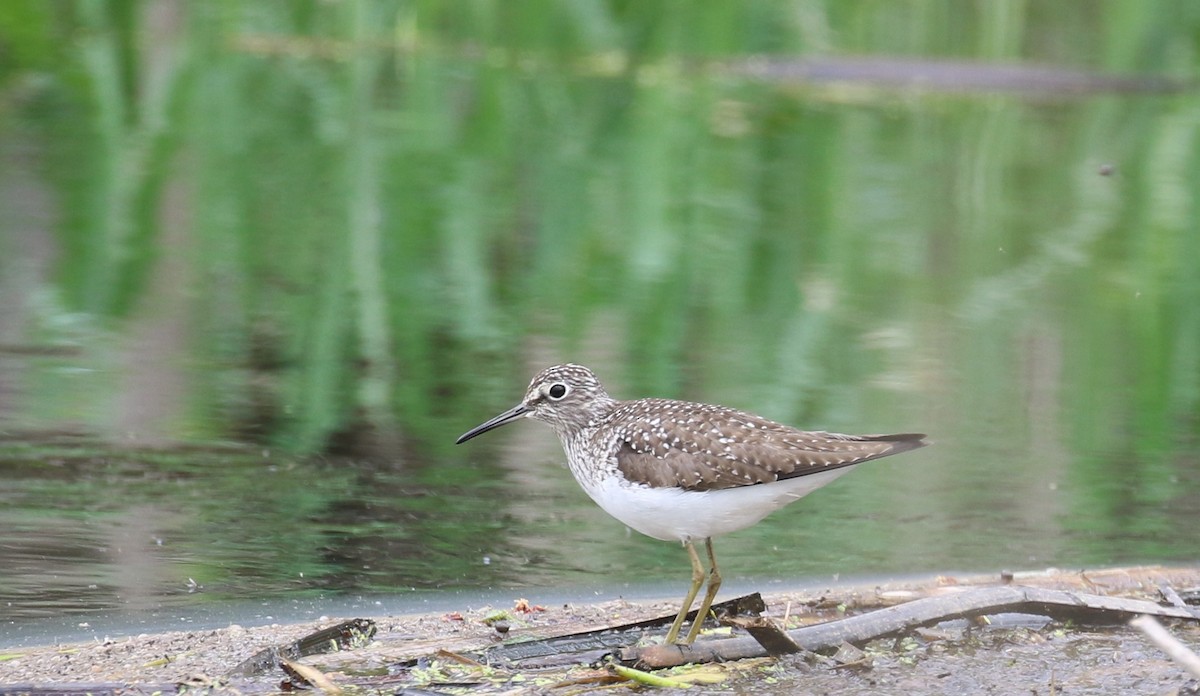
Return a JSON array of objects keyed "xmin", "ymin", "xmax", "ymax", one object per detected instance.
[{"xmin": 580, "ymin": 468, "xmax": 854, "ymax": 542}]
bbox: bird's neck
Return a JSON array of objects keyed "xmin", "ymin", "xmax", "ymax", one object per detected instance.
[{"xmin": 550, "ymin": 395, "xmax": 619, "ymax": 444}]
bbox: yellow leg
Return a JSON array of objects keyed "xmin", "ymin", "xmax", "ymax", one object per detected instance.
[
  {"xmin": 663, "ymin": 540, "xmax": 706, "ymax": 645},
  {"xmin": 683, "ymin": 538, "xmax": 722, "ymax": 644}
]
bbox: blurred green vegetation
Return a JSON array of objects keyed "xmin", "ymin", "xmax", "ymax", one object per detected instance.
[
  {"xmin": 2, "ymin": 0, "xmax": 1199, "ymax": 614},
  {"xmin": 3, "ymin": 0, "xmax": 1188, "ymax": 452}
]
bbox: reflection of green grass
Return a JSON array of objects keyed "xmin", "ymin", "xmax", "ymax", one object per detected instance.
[
  {"xmin": 2, "ymin": 1, "xmax": 1199, "ymax": 608},
  {"xmin": 12, "ymin": 1, "xmax": 1197, "ymax": 460},
  {"xmin": 0, "ymin": 437, "xmax": 601, "ymax": 613}
]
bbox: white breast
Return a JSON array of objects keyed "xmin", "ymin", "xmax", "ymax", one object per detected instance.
[{"xmin": 576, "ymin": 468, "xmax": 854, "ymax": 543}]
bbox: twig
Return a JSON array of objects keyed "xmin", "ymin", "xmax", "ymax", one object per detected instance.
[
  {"xmin": 1159, "ymin": 583, "xmax": 1188, "ymax": 609},
  {"xmin": 723, "ymin": 616, "xmax": 801, "ymax": 656},
  {"xmin": 280, "ymin": 657, "xmax": 343, "ymax": 694},
  {"xmin": 473, "ymin": 593, "xmax": 764, "ymax": 665},
  {"xmin": 1129, "ymin": 615, "xmax": 1200, "ymax": 679},
  {"xmin": 624, "ymin": 585, "xmax": 1200, "ymax": 668},
  {"xmin": 610, "ymin": 663, "xmax": 692, "ymax": 688}
]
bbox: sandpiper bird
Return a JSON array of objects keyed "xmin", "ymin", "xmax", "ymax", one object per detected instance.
[{"xmin": 456, "ymin": 364, "xmax": 926, "ymax": 645}]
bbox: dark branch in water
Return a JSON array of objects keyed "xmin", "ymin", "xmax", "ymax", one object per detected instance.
[{"xmin": 623, "ymin": 585, "xmax": 1200, "ymax": 668}]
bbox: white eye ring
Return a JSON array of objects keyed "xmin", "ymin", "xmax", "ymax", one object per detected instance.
[{"xmin": 547, "ymin": 382, "xmax": 569, "ymax": 400}]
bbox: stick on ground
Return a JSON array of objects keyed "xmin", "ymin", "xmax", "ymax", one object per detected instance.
[
  {"xmin": 624, "ymin": 585, "xmax": 1200, "ymax": 668},
  {"xmin": 1130, "ymin": 615, "xmax": 1200, "ymax": 679}
]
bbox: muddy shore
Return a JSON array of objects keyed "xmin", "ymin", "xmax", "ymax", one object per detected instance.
[{"xmin": 3, "ymin": 567, "xmax": 1199, "ymax": 694}]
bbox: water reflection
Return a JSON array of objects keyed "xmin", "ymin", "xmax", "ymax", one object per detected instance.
[
  {"xmin": 4, "ymin": 419, "xmax": 1199, "ymax": 622},
  {"xmin": 2, "ymin": 1, "xmax": 1199, "ymax": 626}
]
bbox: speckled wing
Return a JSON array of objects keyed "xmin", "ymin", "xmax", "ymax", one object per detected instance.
[{"xmin": 608, "ymin": 399, "xmax": 926, "ymax": 492}]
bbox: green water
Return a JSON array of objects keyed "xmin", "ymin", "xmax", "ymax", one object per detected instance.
[{"xmin": 1, "ymin": 1, "xmax": 1198, "ymax": 624}]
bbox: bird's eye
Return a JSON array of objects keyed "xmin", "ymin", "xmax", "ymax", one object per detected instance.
[{"xmin": 547, "ymin": 383, "xmax": 568, "ymax": 400}]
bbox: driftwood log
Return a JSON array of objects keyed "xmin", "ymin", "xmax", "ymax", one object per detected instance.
[{"xmin": 622, "ymin": 585, "xmax": 1200, "ymax": 668}]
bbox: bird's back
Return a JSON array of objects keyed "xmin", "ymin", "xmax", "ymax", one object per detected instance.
[{"xmin": 593, "ymin": 397, "xmax": 925, "ymax": 493}]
